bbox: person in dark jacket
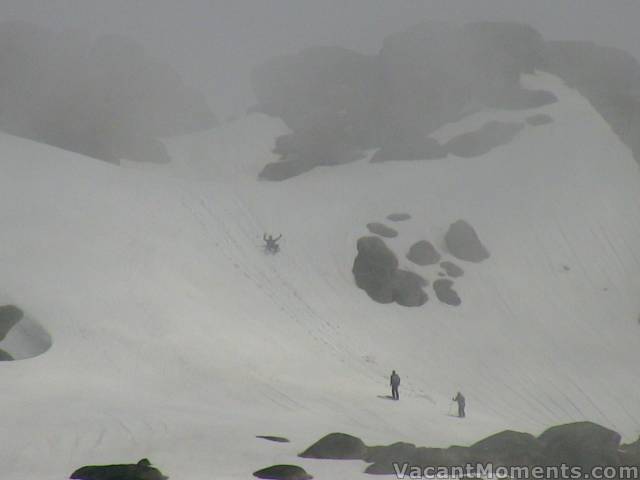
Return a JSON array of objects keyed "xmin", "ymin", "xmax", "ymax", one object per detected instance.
[
  {"xmin": 390, "ymin": 370, "xmax": 400, "ymax": 400},
  {"xmin": 453, "ymin": 392, "xmax": 466, "ymax": 418},
  {"xmin": 263, "ymin": 233, "xmax": 282, "ymax": 253}
]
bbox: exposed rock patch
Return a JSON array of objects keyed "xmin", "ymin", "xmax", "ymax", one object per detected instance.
[
  {"xmin": 526, "ymin": 113, "xmax": 554, "ymax": 126},
  {"xmin": 433, "ymin": 279, "xmax": 462, "ymax": 306},
  {"xmin": 444, "ymin": 220, "xmax": 490, "ymax": 263},
  {"xmin": 353, "ymin": 237, "xmax": 428, "ymax": 307},
  {"xmin": 300, "ymin": 433, "xmax": 368, "ymax": 460},
  {"xmin": 445, "ymin": 121, "xmax": 524, "ymax": 158},
  {"xmin": 70, "ymin": 458, "xmax": 167, "ymax": 480},
  {"xmin": 254, "ymin": 465, "xmax": 313, "ymax": 480},
  {"xmin": 470, "ymin": 430, "xmax": 545, "ymax": 466},
  {"xmin": 406, "ymin": 241, "xmax": 441, "ymax": 266},
  {"xmin": 391, "ymin": 270, "xmax": 429, "ymax": 307},
  {"xmin": 440, "ymin": 261, "xmax": 464, "ymax": 278},
  {"xmin": 366, "ymin": 223, "xmax": 398, "ymax": 238},
  {"xmin": 386, "ymin": 213, "xmax": 412, "ymax": 222}
]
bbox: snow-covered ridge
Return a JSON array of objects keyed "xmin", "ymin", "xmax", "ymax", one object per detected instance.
[{"xmin": 1, "ymin": 72, "xmax": 640, "ymax": 479}]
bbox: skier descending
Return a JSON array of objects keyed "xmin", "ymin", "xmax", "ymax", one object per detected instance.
[
  {"xmin": 453, "ymin": 391, "xmax": 466, "ymax": 418},
  {"xmin": 263, "ymin": 233, "xmax": 282, "ymax": 254},
  {"xmin": 390, "ymin": 370, "xmax": 401, "ymax": 400}
]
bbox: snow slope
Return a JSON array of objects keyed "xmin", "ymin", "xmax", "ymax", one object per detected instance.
[{"xmin": 1, "ymin": 72, "xmax": 640, "ymax": 479}]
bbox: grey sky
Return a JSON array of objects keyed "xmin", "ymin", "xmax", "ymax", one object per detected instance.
[{"xmin": 4, "ymin": 0, "xmax": 639, "ymax": 117}]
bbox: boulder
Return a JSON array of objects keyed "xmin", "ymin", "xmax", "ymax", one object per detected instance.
[
  {"xmin": 526, "ymin": 113, "xmax": 554, "ymax": 126},
  {"xmin": 253, "ymin": 465, "xmax": 313, "ymax": 480},
  {"xmin": 70, "ymin": 458, "xmax": 167, "ymax": 480},
  {"xmin": 299, "ymin": 433, "xmax": 367, "ymax": 460},
  {"xmin": 470, "ymin": 430, "xmax": 545, "ymax": 466},
  {"xmin": 433, "ymin": 279, "xmax": 462, "ymax": 306},
  {"xmin": 353, "ymin": 237, "xmax": 399, "ymax": 304},
  {"xmin": 367, "ymin": 223, "xmax": 399, "ymax": 238},
  {"xmin": 0, "ymin": 305, "xmax": 23, "ymax": 341},
  {"xmin": 440, "ymin": 261, "xmax": 464, "ymax": 278},
  {"xmin": 386, "ymin": 213, "xmax": 412, "ymax": 222},
  {"xmin": 391, "ymin": 270, "xmax": 429, "ymax": 307},
  {"xmin": 538, "ymin": 422, "xmax": 621, "ymax": 469},
  {"xmin": 444, "ymin": 220, "xmax": 490, "ymax": 263},
  {"xmin": 407, "ymin": 240, "xmax": 441, "ymax": 266}
]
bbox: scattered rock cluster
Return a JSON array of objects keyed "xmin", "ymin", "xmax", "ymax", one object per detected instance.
[{"xmin": 353, "ymin": 218, "xmax": 489, "ymax": 307}]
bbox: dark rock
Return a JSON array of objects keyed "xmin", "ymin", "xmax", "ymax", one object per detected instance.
[
  {"xmin": 386, "ymin": 213, "xmax": 412, "ymax": 222},
  {"xmin": 370, "ymin": 137, "xmax": 446, "ymax": 163},
  {"xmin": 253, "ymin": 465, "xmax": 312, "ymax": 480},
  {"xmin": 440, "ymin": 261, "xmax": 464, "ymax": 278},
  {"xmin": 353, "ymin": 237, "xmax": 399, "ymax": 304},
  {"xmin": 620, "ymin": 436, "xmax": 640, "ymax": 466},
  {"xmin": 470, "ymin": 430, "xmax": 545, "ymax": 467},
  {"xmin": 0, "ymin": 305, "xmax": 23, "ymax": 341},
  {"xmin": 526, "ymin": 114, "xmax": 554, "ymax": 126},
  {"xmin": 70, "ymin": 458, "xmax": 167, "ymax": 480},
  {"xmin": 407, "ymin": 241, "xmax": 441, "ymax": 266},
  {"xmin": 259, "ymin": 157, "xmax": 314, "ymax": 181},
  {"xmin": 0, "ymin": 349, "xmax": 14, "ymax": 361},
  {"xmin": 391, "ymin": 270, "xmax": 429, "ymax": 307},
  {"xmin": 444, "ymin": 220, "xmax": 490, "ymax": 263},
  {"xmin": 433, "ymin": 279, "xmax": 462, "ymax": 306},
  {"xmin": 257, "ymin": 435, "xmax": 290, "ymax": 443},
  {"xmin": 300, "ymin": 433, "xmax": 367, "ymax": 460},
  {"xmin": 538, "ymin": 422, "xmax": 621, "ymax": 469},
  {"xmin": 366, "ymin": 223, "xmax": 399, "ymax": 238},
  {"xmin": 445, "ymin": 121, "xmax": 524, "ymax": 158},
  {"xmin": 365, "ymin": 442, "xmax": 417, "ymax": 474}
]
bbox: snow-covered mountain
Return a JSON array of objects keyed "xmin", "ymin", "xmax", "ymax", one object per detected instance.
[{"xmin": 1, "ymin": 72, "xmax": 640, "ymax": 480}]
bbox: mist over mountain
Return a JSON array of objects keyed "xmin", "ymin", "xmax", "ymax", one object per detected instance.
[{"xmin": 0, "ymin": 21, "xmax": 215, "ymax": 164}]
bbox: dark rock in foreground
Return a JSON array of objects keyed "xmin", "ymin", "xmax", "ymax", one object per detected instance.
[
  {"xmin": 0, "ymin": 348, "xmax": 14, "ymax": 361},
  {"xmin": 470, "ymin": 430, "xmax": 545, "ymax": 467},
  {"xmin": 0, "ymin": 305, "xmax": 24, "ymax": 341},
  {"xmin": 353, "ymin": 237, "xmax": 428, "ymax": 307},
  {"xmin": 407, "ymin": 240, "xmax": 441, "ymax": 266},
  {"xmin": 440, "ymin": 261, "xmax": 464, "ymax": 278},
  {"xmin": 445, "ymin": 220, "xmax": 490, "ymax": 263},
  {"xmin": 538, "ymin": 422, "xmax": 621, "ymax": 470},
  {"xmin": 257, "ymin": 435, "xmax": 290, "ymax": 443},
  {"xmin": 254, "ymin": 465, "xmax": 313, "ymax": 480},
  {"xmin": 386, "ymin": 213, "xmax": 412, "ymax": 222},
  {"xmin": 366, "ymin": 223, "xmax": 399, "ymax": 238},
  {"xmin": 70, "ymin": 458, "xmax": 167, "ymax": 480},
  {"xmin": 433, "ymin": 279, "xmax": 462, "ymax": 306},
  {"xmin": 526, "ymin": 113, "xmax": 554, "ymax": 126},
  {"xmin": 300, "ymin": 433, "xmax": 368, "ymax": 460},
  {"xmin": 445, "ymin": 121, "xmax": 524, "ymax": 158}
]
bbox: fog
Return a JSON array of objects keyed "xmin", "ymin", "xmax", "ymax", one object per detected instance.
[{"xmin": 3, "ymin": 0, "xmax": 640, "ymax": 118}]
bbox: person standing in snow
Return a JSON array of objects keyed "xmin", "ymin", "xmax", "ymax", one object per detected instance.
[
  {"xmin": 390, "ymin": 370, "xmax": 400, "ymax": 400},
  {"xmin": 453, "ymin": 391, "xmax": 466, "ymax": 418}
]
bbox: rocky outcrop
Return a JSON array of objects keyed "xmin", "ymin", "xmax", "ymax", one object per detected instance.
[{"xmin": 444, "ymin": 220, "xmax": 490, "ymax": 263}]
